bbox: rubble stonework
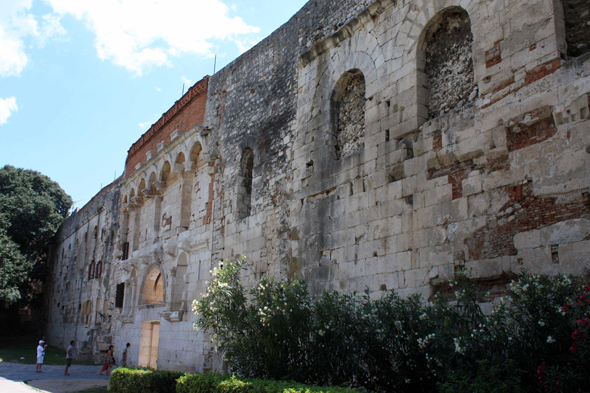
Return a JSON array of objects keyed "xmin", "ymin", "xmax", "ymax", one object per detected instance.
[
  {"xmin": 334, "ymin": 71, "xmax": 366, "ymax": 159},
  {"xmin": 45, "ymin": 0, "xmax": 590, "ymax": 374},
  {"xmin": 563, "ymin": 0, "xmax": 590, "ymax": 58},
  {"xmin": 423, "ymin": 7, "xmax": 476, "ymax": 119}
]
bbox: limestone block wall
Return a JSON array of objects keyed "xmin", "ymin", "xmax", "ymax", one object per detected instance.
[
  {"xmin": 45, "ymin": 179, "xmax": 122, "ymax": 362},
  {"xmin": 291, "ymin": 0, "xmax": 590, "ymax": 299},
  {"xmin": 45, "ymin": 0, "xmax": 590, "ymax": 374}
]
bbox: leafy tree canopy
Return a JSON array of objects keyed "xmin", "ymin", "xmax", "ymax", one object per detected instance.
[{"xmin": 0, "ymin": 165, "xmax": 73, "ymax": 307}]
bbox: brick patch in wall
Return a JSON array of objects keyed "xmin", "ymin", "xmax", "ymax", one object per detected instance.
[
  {"xmin": 485, "ymin": 40, "xmax": 503, "ymax": 68},
  {"xmin": 433, "ymin": 131, "xmax": 443, "ymax": 151},
  {"xmin": 430, "ymin": 272, "xmax": 516, "ymax": 301},
  {"xmin": 465, "ymin": 182, "xmax": 590, "ymax": 261},
  {"xmin": 428, "ymin": 154, "xmax": 510, "ymax": 200},
  {"xmin": 525, "ymin": 58, "xmax": 562, "ymax": 85},
  {"xmin": 505, "ymin": 106, "xmax": 557, "ymax": 152},
  {"xmin": 482, "ymin": 58, "xmax": 562, "ymax": 109}
]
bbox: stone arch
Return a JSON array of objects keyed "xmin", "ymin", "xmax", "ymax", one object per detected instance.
[
  {"xmin": 189, "ymin": 141, "xmax": 203, "ymax": 164},
  {"xmin": 148, "ymin": 172, "xmax": 157, "ymax": 189},
  {"xmin": 237, "ymin": 147, "xmax": 254, "ymax": 220},
  {"xmin": 161, "ymin": 161, "xmax": 171, "ymax": 182},
  {"xmin": 138, "ymin": 178, "xmax": 147, "ymax": 194},
  {"xmin": 330, "ymin": 69, "xmax": 366, "ymax": 159},
  {"xmin": 416, "ymin": 6, "xmax": 475, "ymax": 120},
  {"xmin": 146, "ymin": 164, "xmax": 158, "ymax": 186},
  {"xmin": 141, "ymin": 266, "xmax": 165, "ymax": 305},
  {"xmin": 175, "ymin": 151, "xmax": 186, "ymax": 165},
  {"xmin": 314, "ymin": 48, "xmax": 378, "ymax": 111}
]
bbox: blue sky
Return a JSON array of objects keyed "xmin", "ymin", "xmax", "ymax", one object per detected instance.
[{"xmin": 0, "ymin": 0, "xmax": 307, "ymax": 210}]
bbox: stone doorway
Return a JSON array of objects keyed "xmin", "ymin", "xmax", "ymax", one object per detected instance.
[{"xmin": 138, "ymin": 321, "xmax": 160, "ymax": 369}]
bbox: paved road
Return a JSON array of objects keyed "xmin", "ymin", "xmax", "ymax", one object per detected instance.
[{"xmin": 0, "ymin": 363, "xmax": 110, "ymax": 392}]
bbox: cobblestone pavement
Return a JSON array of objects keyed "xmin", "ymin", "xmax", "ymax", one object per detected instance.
[{"xmin": 0, "ymin": 363, "xmax": 110, "ymax": 392}]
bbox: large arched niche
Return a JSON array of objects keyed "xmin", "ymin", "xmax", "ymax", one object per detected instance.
[
  {"xmin": 141, "ymin": 267, "xmax": 164, "ymax": 305},
  {"xmin": 416, "ymin": 7, "xmax": 475, "ymax": 120},
  {"xmin": 330, "ymin": 69, "xmax": 366, "ymax": 160},
  {"xmin": 171, "ymin": 252, "xmax": 188, "ymax": 311}
]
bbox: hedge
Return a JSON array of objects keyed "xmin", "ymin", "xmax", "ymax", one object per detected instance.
[
  {"xmin": 176, "ymin": 373, "xmax": 365, "ymax": 393},
  {"xmin": 110, "ymin": 367, "xmax": 184, "ymax": 393},
  {"xmin": 110, "ymin": 368, "xmax": 364, "ymax": 393}
]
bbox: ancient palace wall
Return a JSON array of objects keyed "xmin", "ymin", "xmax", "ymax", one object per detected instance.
[{"xmin": 46, "ymin": 0, "xmax": 590, "ymax": 372}]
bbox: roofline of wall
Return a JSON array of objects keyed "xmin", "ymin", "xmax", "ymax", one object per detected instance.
[{"xmin": 125, "ymin": 75, "xmax": 210, "ymax": 162}]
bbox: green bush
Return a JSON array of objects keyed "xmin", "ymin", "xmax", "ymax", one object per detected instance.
[
  {"xmin": 176, "ymin": 373, "xmax": 364, "ymax": 393},
  {"xmin": 109, "ymin": 367, "xmax": 184, "ymax": 393},
  {"xmin": 193, "ymin": 257, "xmax": 590, "ymax": 392}
]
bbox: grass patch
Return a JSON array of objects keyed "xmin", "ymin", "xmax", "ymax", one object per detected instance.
[{"xmin": 0, "ymin": 335, "xmax": 97, "ymax": 365}]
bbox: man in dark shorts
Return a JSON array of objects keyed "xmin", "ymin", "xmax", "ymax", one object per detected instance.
[{"xmin": 64, "ymin": 340, "xmax": 75, "ymax": 375}]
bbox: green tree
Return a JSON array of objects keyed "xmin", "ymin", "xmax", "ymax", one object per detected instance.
[{"xmin": 0, "ymin": 165, "xmax": 72, "ymax": 307}]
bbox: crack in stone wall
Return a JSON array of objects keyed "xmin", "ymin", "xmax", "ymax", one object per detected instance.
[
  {"xmin": 336, "ymin": 73, "xmax": 366, "ymax": 159},
  {"xmin": 424, "ymin": 8, "xmax": 476, "ymax": 119},
  {"xmin": 564, "ymin": 0, "xmax": 590, "ymax": 58}
]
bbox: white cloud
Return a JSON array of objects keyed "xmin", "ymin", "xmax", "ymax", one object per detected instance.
[
  {"xmin": 154, "ymin": 86, "xmax": 161, "ymax": 92},
  {"xmin": 138, "ymin": 120, "xmax": 152, "ymax": 129},
  {"xmin": 46, "ymin": 0, "xmax": 260, "ymax": 75},
  {"xmin": 0, "ymin": 97, "xmax": 18, "ymax": 125},
  {"xmin": 0, "ymin": 0, "xmax": 65, "ymax": 77},
  {"xmin": 181, "ymin": 76, "xmax": 192, "ymax": 86}
]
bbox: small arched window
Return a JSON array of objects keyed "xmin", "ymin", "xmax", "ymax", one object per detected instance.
[
  {"xmin": 331, "ymin": 70, "xmax": 366, "ymax": 160},
  {"xmin": 96, "ymin": 261, "xmax": 103, "ymax": 278},
  {"xmin": 237, "ymin": 148, "xmax": 254, "ymax": 219},
  {"xmin": 161, "ymin": 161, "xmax": 171, "ymax": 182},
  {"xmin": 88, "ymin": 261, "xmax": 96, "ymax": 280}
]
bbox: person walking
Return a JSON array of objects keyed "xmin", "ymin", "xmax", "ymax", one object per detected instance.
[
  {"xmin": 121, "ymin": 343, "xmax": 130, "ymax": 367},
  {"xmin": 99, "ymin": 350, "xmax": 109, "ymax": 375},
  {"xmin": 35, "ymin": 340, "xmax": 46, "ymax": 372},
  {"xmin": 106, "ymin": 345, "xmax": 116, "ymax": 376},
  {"xmin": 64, "ymin": 340, "xmax": 75, "ymax": 376}
]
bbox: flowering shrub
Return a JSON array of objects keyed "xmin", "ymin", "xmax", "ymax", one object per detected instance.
[
  {"xmin": 537, "ymin": 284, "xmax": 590, "ymax": 392},
  {"xmin": 193, "ymin": 257, "xmax": 313, "ymax": 380},
  {"xmin": 194, "ymin": 258, "xmax": 588, "ymax": 393}
]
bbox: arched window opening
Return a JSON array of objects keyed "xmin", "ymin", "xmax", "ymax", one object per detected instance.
[
  {"xmin": 148, "ymin": 172, "xmax": 157, "ymax": 192},
  {"xmin": 563, "ymin": 0, "xmax": 590, "ymax": 58},
  {"xmin": 161, "ymin": 161, "xmax": 171, "ymax": 182},
  {"xmin": 237, "ymin": 148, "xmax": 254, "ymax": 220},
  {"xmin": 138, "ymin": 178, "xmax": 147, "ymax": 195},
  {"xmin": 88, "ymin": 261, "xmax": 95, "ymax": 280},
  {"xmin": 190, "ymin": 142, "xmax": 202, "ymax": 164},
  {"xmin": 331, "ymin": 70, "xmax": 366, "ymax": 160},
  {"xmin": 174, "ymin": 152, "xmax": 186, "ymax": 174},
  {"xmin": 142, "ymin": 269, "xmax": 164, "ymax": 305},
  {"xmin": 420, "ymin": 7, "xmax": 475, "ymax": 119},
  {"xmin": 96, "ymin": 261, "xmax": 102, "ymax": 278}
]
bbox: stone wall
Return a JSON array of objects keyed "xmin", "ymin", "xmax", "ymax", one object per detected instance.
[
  {"xmin": 45, "ymin": 0, "xmax": 590, "ymax": 373},
  {"xmin": 45, "ymin": 179, "xmax": 122, "ymax": 362}
]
